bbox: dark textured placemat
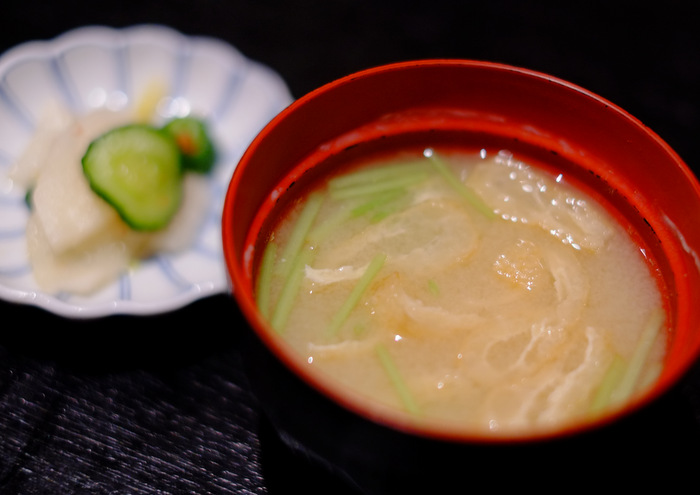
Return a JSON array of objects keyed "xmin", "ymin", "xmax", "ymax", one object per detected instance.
[
  {"xmin": 0, "ymin": 298, "xmax": 265, "ymax": 494},
  {"xmin": 0, "ymin": 295, "xmax": 363, "ymax": 494},
  {"xmin": 0, "ymin": 357, "xmax": 263, "ymax": 493}
]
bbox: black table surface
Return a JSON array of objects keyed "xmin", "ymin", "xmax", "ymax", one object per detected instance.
[{"xmin": 2, "ymin": 2, "xmax": 700, "ymax": 493}]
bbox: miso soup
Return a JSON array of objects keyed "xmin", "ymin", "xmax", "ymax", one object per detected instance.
[{"xmin": 254, "ymin": 147, "xmax": 666, "ymax": 435}]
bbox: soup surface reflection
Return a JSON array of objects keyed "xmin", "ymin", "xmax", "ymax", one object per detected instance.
[{"xmin": 254, "ymin": 147, "xmax": 666, "ymax": 436}]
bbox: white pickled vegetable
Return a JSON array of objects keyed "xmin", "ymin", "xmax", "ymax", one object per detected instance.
[
  {"xmin": 14, "ymin": 100, "xmax": 211, "ymax": 295},
  {"xmin": 30, "ymin": 108, "xmax": 133, "ymax": 254}
]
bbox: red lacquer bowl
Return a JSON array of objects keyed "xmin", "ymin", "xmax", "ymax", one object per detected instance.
[{"xmin": 222, "ymin": 60, "xmax": 700, "ymax": 490}]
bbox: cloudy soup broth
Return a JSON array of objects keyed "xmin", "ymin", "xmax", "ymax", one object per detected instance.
[{"xmin": 253, "ymin": 145, "xmax": 667, "ymax": 436}]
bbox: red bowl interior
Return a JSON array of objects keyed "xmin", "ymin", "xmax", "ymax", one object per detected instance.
[{"xmin": 222, "ymin": 59, "xmax": 700, "ymax": 443}]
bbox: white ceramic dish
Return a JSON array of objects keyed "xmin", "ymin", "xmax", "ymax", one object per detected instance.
[{"xmin": 0, "ymin": 24, "xmax": 293, "ymax": 318}]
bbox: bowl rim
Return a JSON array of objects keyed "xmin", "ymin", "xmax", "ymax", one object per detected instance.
[{"xmin": 223, "ymin": 58, "xmax": 700, "ymax": 444}]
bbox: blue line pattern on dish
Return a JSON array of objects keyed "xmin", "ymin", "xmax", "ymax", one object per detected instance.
[
  {"xmin": 119, "ymin": 273, "xmax": 131, "ymax": 301},
  {"xmin": 54, "ymin": 291, "xmax": 72, "ymax": 302},
  {"xmin": 0, "ymin": 227, "xmax": 26, "ymax": 240},
  {"xmin": 0, "ymin": 264, "xmax": 31, "ymax": 277},
  {"xmin": 0, "ymin": 193, "xmax": 26, "ymax": 206},
  {"xmin": 210, "ymin": 174, "xmax": 229, "ymax": 195},
  {"xmin": 0, "ymin": 148, "xmax": 15, "ymax": 167},
  {"xmin": 0, "ymin": 71, "xmax": 35, "ymax": 132},
  {"xmin": 156, "ymin": 255, "xmax": 195, "ymax": 291},
  {"xmin": 210, "ymin": 63, "xmax": 247, "ymax": 124},
  {"xmin": 193, "ymin": 243, "xmax": 224, "ymax": 260},
  {"xmin": 54, "ymin": 53, "xmax": 84, "ymax": 113},
  {"xmin": 208, "ymin": 180, "xmax": 228, "ymax": 214},
  {"xmin": 170, "ymin": 42, "xmax": 189, "ymax": 103},
  {"xmin": 192, "ymin": 226, "xmax": 224, "ymax": 260},
  {"xmin": 49, "ymin": 56, "xmax": 80, "ymax": 112},
  {"xmin": 115, "ymin": 43, "xmax": 130, "ymax": 101}
]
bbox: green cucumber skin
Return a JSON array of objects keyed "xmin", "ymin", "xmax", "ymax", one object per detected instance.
[
  {"xmin": 82, "ymin": 124, "xmax": 184, "ymax": 231},
  {"xmin": 163, "ymin": 117, "xmax": 216, "ymax": 174}
]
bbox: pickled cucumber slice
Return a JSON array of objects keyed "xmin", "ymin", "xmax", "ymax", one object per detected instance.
[
  {"xmin": 163, "ymin": 117, "xmax": 216, "ymax": 173},
  {"xmin": 82, "ymin": 124, "xmax": 183, "ymax": 231}
]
